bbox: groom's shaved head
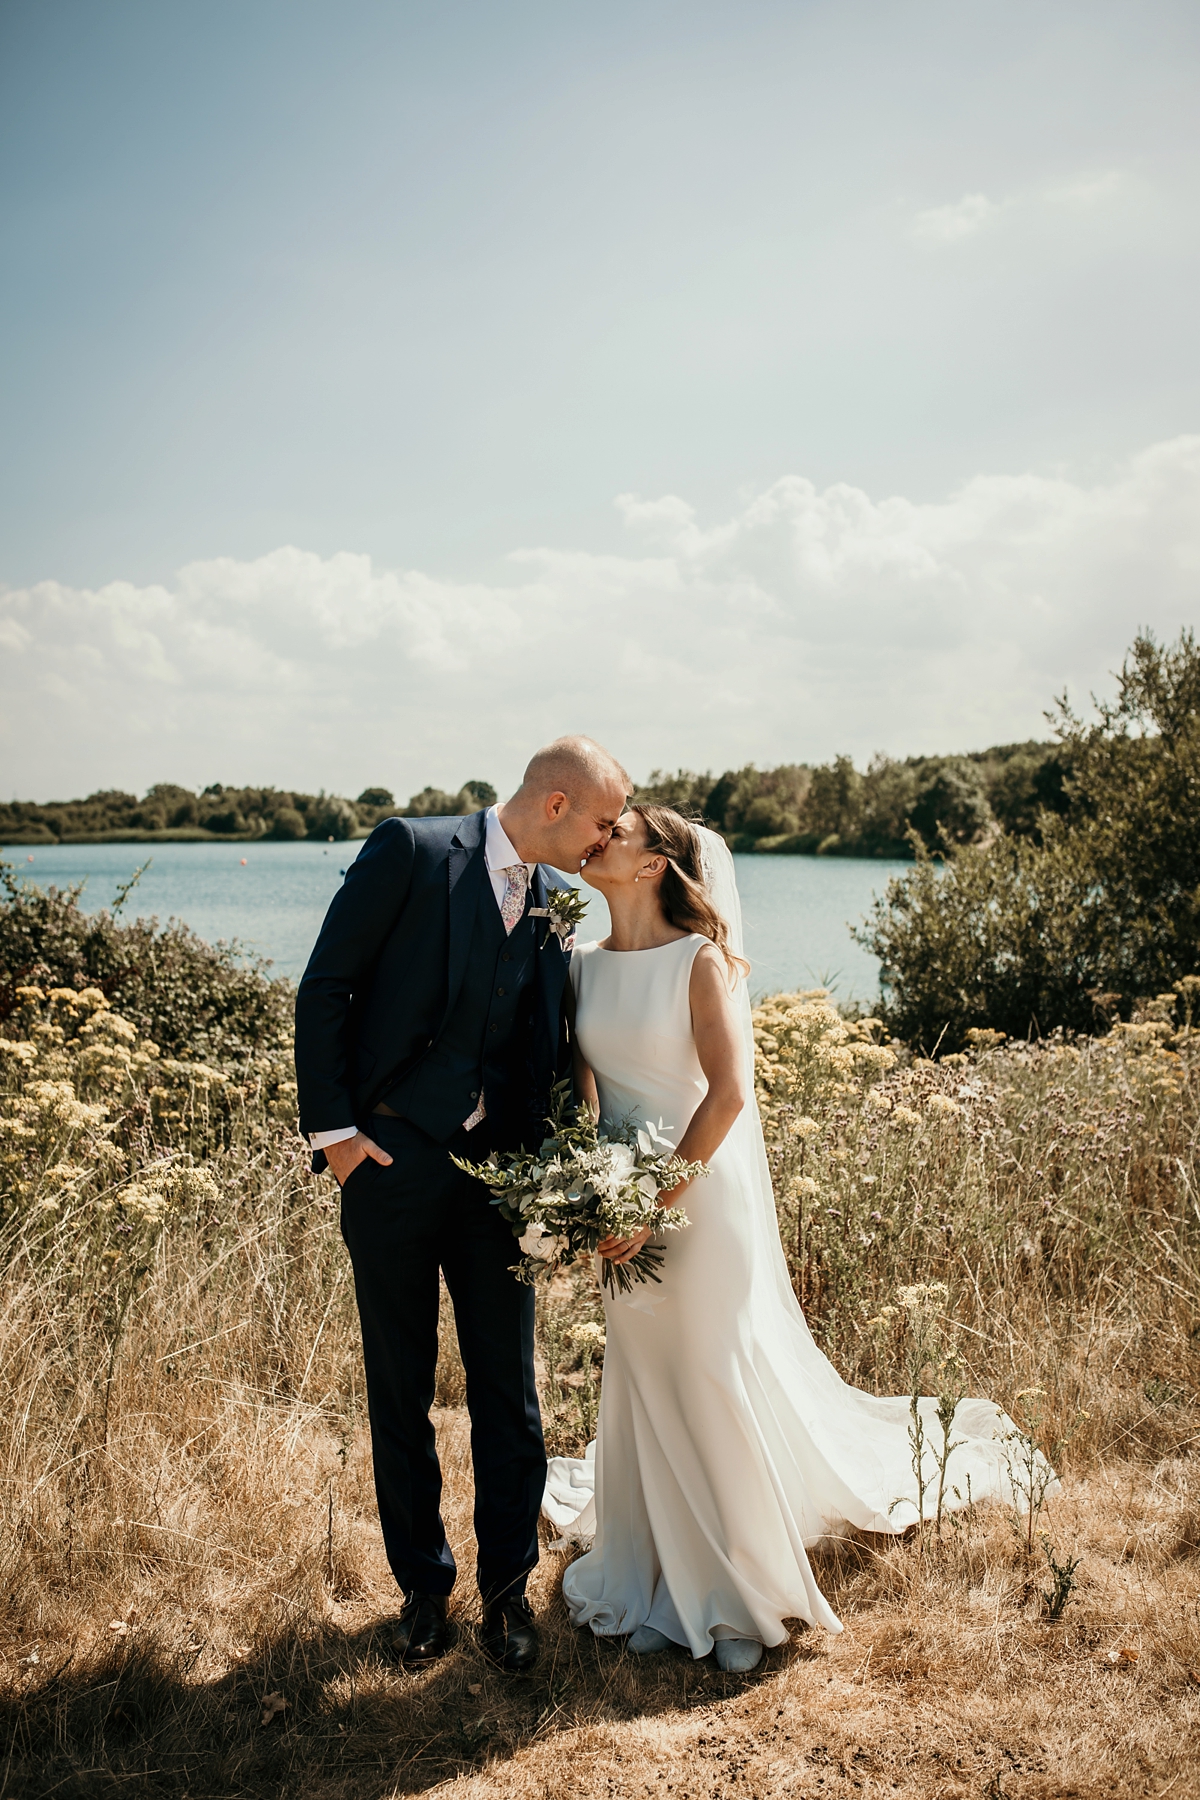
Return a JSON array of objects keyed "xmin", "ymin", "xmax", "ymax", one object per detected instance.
[
  {"xmin": 519, "ymin": 736, "xmax": 630, "ymax": 808},
  {"xmin": 499, "ymin": 736, "xmax": 629, "ymax": 866}
]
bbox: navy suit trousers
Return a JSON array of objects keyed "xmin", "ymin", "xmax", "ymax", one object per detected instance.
[{"xmin": 338, "ymin": 1114, "xmax": 544, "ymax": 1603}]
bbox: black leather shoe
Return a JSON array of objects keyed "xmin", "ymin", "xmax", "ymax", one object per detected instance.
[
  {"xmin": 480, "ymin": 1593, "xmax": 539, "ymax": 1673},
  {"xmin": 383, "ymin": 1592, "xmax": 453, "ymax": 1667}
]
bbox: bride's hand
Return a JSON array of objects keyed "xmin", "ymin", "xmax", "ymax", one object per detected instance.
[{"xmin": 597, "ymin": 1224, "xmax": 652, "ymax": 1264}]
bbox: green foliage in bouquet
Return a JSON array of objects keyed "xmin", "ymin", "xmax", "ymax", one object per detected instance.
[{"xmin": 452, "ymin": 1080, "xmax": 702, "ymax": 1294}]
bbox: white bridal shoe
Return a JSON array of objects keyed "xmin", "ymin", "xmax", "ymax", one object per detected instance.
[
  {"xmin": 714, "ymin": 1638, "xmax": 763, "ymax": 1673},
  {"xmin": 627, "ymin": 1625, "xmax": 673, "ymax": 1655}
]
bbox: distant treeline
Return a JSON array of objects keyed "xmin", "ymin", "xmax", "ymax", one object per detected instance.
[
  {"xmin": 0, "ymin": 780, "xmax": 498, "ymax": 846},
  {"xmin": 1, "ymin": 746, "xmax": 1067, "ymax": 855},
  {"xmin": 636, "ymin": 741, "xmax": 1068, "ymax": 856}
]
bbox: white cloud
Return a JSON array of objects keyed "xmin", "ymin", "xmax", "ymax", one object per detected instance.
[
  {"xmin": 3, "ymin": 437, "xmax": 1199, "ymax": 802},
  {"xmin": 911, "ymin": 170, "xmax": 1133, "ymax": 243},
  {"xmin": 911, "ymin": 192, "xmax": 1001, "ymax": 241},
  {"xmin": 1045, "ymin": 170, "xmax": 1129, "ymax": 209}
]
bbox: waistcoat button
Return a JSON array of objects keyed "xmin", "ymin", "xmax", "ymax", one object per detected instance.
[
  {"xmin": 497, "ymin": 986, "xmax": 506, "ymax": 996},
  {"xmin": 489, "ymin": 1023, "xmax": 498, "ymax": 1033}
]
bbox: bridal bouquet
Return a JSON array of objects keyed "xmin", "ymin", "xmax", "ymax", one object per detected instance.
[{"xmin": 452, "ymin": 1081, "xmax": 702, "ymax": 1293}]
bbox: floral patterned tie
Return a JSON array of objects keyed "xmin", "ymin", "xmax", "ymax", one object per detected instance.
[
  {"xmin": 463, "ymin": 864, "xmax": 531, "ymax": 1131},
  {"xmin": 499, "ymin": 863, "xmax": 530, "ymax": 934}
]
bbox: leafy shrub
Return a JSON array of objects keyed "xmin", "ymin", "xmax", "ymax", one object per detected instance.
[
  {"xmin": 861, "ymin": 631, "xmax": 1200, "ymax": 1047},
  {"xmin": 0, "ymin": 863, "xmax": 292, "ymax": 1061}
]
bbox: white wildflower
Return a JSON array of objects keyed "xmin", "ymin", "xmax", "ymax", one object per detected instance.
[{"xmin": 896, "ymin": 1281, "xmax": 950, "ymax": 1314}]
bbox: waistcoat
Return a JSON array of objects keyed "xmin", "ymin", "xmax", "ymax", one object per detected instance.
[{"xmin": 379, "ymin": 873, "xmax": 539, "ymax": 1143}]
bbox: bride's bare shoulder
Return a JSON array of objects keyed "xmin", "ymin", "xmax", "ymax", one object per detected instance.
[
  {"xmin": 688, "ymin": 938, "xmax": 742, "ymax": 1003},
  {"xmin": 688, "ymin": 937, "xmax": 727, "ymax": 982}
]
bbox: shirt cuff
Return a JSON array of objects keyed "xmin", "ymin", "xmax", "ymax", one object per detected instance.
[{"xmin": 309, "ymin": 1126, "xmax": 358, "ymax": 1149}]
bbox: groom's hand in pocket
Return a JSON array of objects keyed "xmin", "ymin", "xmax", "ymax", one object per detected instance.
[{"xmin": 325, "ymin": 1131, "xmax": 394, "ymax": 1187}]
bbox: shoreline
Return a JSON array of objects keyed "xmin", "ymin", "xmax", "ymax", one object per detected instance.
[
  {"xmin": 3, "ymin": 829, "xmax": 913, "ymax": 860},
  {"xmin": 0, "ymin": 828, "xmax": 375, "ymax": 847}
]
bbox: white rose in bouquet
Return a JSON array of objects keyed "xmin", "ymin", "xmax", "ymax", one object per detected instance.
[
  {"xmin": 607, "ymin": 1143, "xmax": 637, "ymax": 1177},
  {"xmin": 517, "ymin": 1222, "xmax": 559, "ymax": 1261}
]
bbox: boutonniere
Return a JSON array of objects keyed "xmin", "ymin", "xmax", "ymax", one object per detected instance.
[{"xmin": 529, "ymin": 884, "xmax": 589, "ymax": 950}]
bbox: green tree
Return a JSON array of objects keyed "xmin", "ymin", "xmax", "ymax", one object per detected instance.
[
  {"xmin": 307, "ymin": 796, "xmax": 359, "ymax": 840},
  {"xmin": 804, "ymin": 756, "xmax": 864, "ymax": 843},
  {"xmin": 710, "ymin": 764, "xmax": 810, "ymax": 839},
  {"xmin": 270, "ymin": 807, "xmax": 307, "ymax": 840},
  {"xmin": 859, "ymin": 630, "xmax": 1200, "ymax": 1047},
  {"xmin": 909, "ymin": 757, "xmax": 993, "ymax": 848},
  {"xmin": 400, "ymin": 782, "xmax": 494, "ymax": 818},
  {"xmin": 974, "ymin": 743, "xmax": 1069, "ymax": 840},
  {"xmin": 203, "ymin": 807, "xmax": 249, "ymax": 835},
  {"xmin": 860, "ymin": 756, "xmax": 919, "ymax": 850},
  {"xmin": 402, "ymin": 786, "xmax": 465, "ymax": 817},
  {"xmin": 1050, "ymin": 629, "xmax": 1200, "ymax": 994},
  {"xmin": 635, "ymin": 770, "xmax": 718, "ymax": 818}
]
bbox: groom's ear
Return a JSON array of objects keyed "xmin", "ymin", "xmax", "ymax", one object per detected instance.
[{"xmin": 544, "ymin": 791, "xmax": 570, "ymax": 821}]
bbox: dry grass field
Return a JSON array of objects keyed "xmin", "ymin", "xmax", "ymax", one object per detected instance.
[{"xmin": 2, "ymin": 981, "xmax": 1199, "ymax": 1799}]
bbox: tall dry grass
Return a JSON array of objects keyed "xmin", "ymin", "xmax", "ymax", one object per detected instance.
[{"xmin": 1, "ymin": 982, "xmax": 1198, "ymax": 1798}]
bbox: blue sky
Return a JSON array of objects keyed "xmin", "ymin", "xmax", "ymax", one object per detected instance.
[{"xmin": 3, "ymin": 0, "xmax": 1199, "ymax": 800}]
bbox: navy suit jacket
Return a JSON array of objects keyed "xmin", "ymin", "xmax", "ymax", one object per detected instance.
[{"xmin": 294, "ymin": 810, "xmax": 575, "ymax": 1168}]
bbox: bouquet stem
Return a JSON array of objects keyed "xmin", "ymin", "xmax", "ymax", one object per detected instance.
[{"xmin": 601, "ymin": 1244, "xmax": 666, "ymax": 1294}]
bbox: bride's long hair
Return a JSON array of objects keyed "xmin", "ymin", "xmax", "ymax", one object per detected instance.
[{"xmin": 631, "ymin": 804, "xmax": 750, "ymax": 982}]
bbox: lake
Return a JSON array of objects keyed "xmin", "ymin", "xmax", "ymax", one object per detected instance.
[{"xmin": 2, "ymin": 839, "xmax": 908, "ymax": 1004}]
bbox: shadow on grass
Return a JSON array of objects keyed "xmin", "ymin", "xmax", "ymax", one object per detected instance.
[{"xmin": 0, "ymin": 1578, "xmax": 823, "ymax": 1800}]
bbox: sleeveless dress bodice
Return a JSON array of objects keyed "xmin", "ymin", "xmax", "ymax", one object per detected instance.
[{"xmin": 569, "ymin": 935, "xmax": 707, "ymax": 1145}]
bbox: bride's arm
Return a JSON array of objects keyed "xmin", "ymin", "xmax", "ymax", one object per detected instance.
[
  {"xmin": 665, "ymin": 944, "xmax": 746, "ymax": 1197},
  {"xmin": 599, "ymin": 944, "xmax": 746, "ymax": 1264}
]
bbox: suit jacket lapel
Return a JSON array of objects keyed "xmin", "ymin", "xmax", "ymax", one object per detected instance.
[{"xmin": 442, "ymin": 809, "xmax": 488, "ymax": 1032}]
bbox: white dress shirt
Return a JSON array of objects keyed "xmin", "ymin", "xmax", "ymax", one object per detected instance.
[{"xmin": 310, "ymin": 806, "xmax": 535, "ymax": 1149}]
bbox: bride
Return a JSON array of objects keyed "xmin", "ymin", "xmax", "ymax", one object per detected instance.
[{"xmin": 545, "ymin": 805, "xmax": 1042, "ymax": 1672}]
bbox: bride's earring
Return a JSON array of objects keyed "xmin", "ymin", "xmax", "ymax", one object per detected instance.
[{"xmin": 634, "ymin": 873, "xmax": 640, "ymax": 882}]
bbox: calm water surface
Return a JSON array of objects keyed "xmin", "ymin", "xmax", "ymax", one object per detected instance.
[{"xmin": 3, "ymin": 840, "xmax": 907, "ymax": 1003}]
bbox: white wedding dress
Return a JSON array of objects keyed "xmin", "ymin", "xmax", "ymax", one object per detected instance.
[{"xmin": 544, "ymin": 837, "xmax": 1046, "ymax": 1656}]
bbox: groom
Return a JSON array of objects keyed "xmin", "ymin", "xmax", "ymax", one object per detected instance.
[{"xmin": 295, "ymin": 736, "xmax": 629, "ymax": 1673}]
